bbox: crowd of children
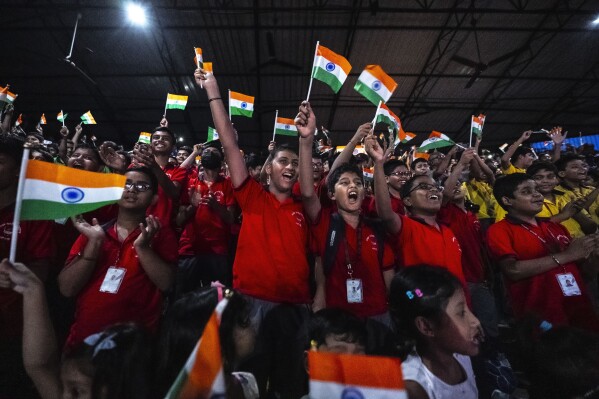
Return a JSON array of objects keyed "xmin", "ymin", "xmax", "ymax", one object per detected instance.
[{"xmin": 0, "ymin": 67, "xmax": 598, "ymax": 399}]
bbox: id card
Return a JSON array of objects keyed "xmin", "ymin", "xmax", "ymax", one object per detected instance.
[
  {"xmin": 99, "ymin": 266, "xmax": 126, "ymax": 294},
  {"xmin": 346, "ymin": 279, "xmax": 363, "ymax": 303},
  {"xmin": 556, "ymin": 273, "xmax": 581, "ymax": 297}
]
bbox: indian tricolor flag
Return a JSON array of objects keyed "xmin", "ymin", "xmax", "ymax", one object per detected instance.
[
  {"xmin": 395, "ymin": 129, "xmax": 416, "ymax": 145},
  {"xmin": 274, "ymin": 117, "xmax": 298, "ymax": 137},
  {"xmin": 80, "ymin": 111, "xmax": 96, "ymax": 125},
  {"xmin": 193, "ymin": 47, "xmax": 203, "ymax": 68},
  {"xmin": 0, "ymin": 85, "xmax": 17, "ymax": 104},
  {"xmin": 375, "ymin": 103, "xmax": 401, "ymax": 130},
  {"xmin": 203, "ymin": 62, "xmax": 213, "ymax": 74},
  {"xmin": 138, "ymin": 132, "xmax": 152, "ymax": 144},
  {"xmin": 20, "ymin": 160, "xmax": 126, "ymax": 220},
  {"xmin": 207, "ymin": 126, "xmax": 219, "ymax": 142},
  {"xmin": 165, "ymin": 298, "xmax": 228, "ymax": 399},
  {"xmin": 362, "ymin": 166, "xmax": 374, "ymax": 179},
  {"xmin": 166, "ymin": 94, "xmax": 188, "ymax": 111},
  {"xmin": 15, "ymin": 113, "xmax": 23, "ymax": 126},
  {"xmin": 418, "ymin": 131, "xmax": 455, "ymax": 151},
  {"xmin": 311, "ymin": 44, "xmax": 352, "ymax": 93},
  {"xmin": 229, "ymin": 91, "xmax": 254, "ymax": 118},
  {"xmin": 39, "ymin": 114, "xmax": 47, "ymax": 125},
  {"xmin": 308, "ymin": 351, "xmax": 406, "ymax": 399},
  {"xmin": 471, "ymin": 113, "xmax": 486, "ymax": 137},
  {"xmin": 57, "ymin": 111, "xmax": 68, "ymax": 123},
  {"xmin": 354, "ymin": 65, "xmax": 397, "ymax": 106}
]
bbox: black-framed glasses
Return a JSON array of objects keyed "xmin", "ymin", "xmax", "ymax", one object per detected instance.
[
  {"xmin": 124, "ymin": 182, "xmax": 152, "ymax": 192},
  {"xmin": 409, "ymin": 183, "xmax": 443, "ymax": 194},
  {"xmin": 390, "ymin": 171, "xmax": 411, "ymax": 177}
]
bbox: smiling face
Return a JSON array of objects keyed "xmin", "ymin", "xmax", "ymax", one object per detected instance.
[
  {"xmin": 502, "ymin": 179, "xmax": 544, "ymax": 216},
  {"xmin": 560, "ymin": 159, "xmax": 588, "ymax": 183},
  {"xmin": 151, "ymin": 130, "xmax": 174, "ymax": 155},
  {"xmin": 531, "ymin": 168, "xmax": 559, "ymax": 195},
  {"xmin": 403, "ymin": 176, "xmax": 443, "ymax": 214},
  {"xmin": 386, "ymin": 164, "xmax": 411, "ymax": 192},
  {"xmin": 67, "ymin": 148, "xmax": 102, "ymax": 172},
  {"xmin": 266, "ymin": 149, "xmax": 299, "ymax": 194},
  {"xmin": 331, "ymin": 171, "xmax": 365, "ymax": 213},
  {"xmin": 176, "ymin": 149, "xmax": 190, "ymax": 165},
  {"xmin": 434, "ymin": 288, "xmax": 482, "ymax": 357},
  {"xmin": 312, "ymin": 157, "xmax": 324, "ymax": 181}
]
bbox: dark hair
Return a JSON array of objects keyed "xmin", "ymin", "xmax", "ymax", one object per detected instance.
[
  {"xmin": 399, "ymin": 174, "xmax": 432, "ymax": 200},
  {"xmin": 218, "ymin": 290, "xmax": 253, "ymax": 373},
  {"xmin": 389, "ymin": 265, "xmax": 462, "ymax": 359},
  {"xmin": 64, "ymin": 323, "xmax": 153, "ymax": 399},
  {"xmin": 308, "ymin": 308, "xmax": 367, "ymax": 349},
  {"xmin": 554, "ymin": 153, "xmax": 584, "ymax": 172},
  {"xmin": 152, "ymin": 126, "xmax": 176, "ymax": 142},
  {"xmin": 527, "ymin": 161, "xmax": 558, "ymax": 177},
  {"xmin": 511, "ymin": 146, "xmax": 533, "ymax": 164},
  {"xmin": 383, "ymin": 159, "xmax": 408, "ymax": 176},
  {"xmin": 126, "ymin": 166, "xmax": 158, "ymax": 194},
  {"xmin": 517, "ymin": 324, "xmax": 599, "ymax": 399},
  {"xmin": 30, "ymin": 146, "xmax": 54, "ymax": 163},
  {"xmin": 157, "ymin": 288, "xmax": 219, "ymax": 395},
  {"xmin": 245, "ymin": 153, "xmax": 262, "ymax": 169},
  {"xmin": 26, "ymin": 132, "xmax": 44, "ymax": 143},
  {"xmin": 116, "ymin": 150, "xmax": 131, "ymax": 169},
  {"xmin": 326, "ymin": 163, "xmax": 364, "ymax": 195},
  {"xmin": 0, "ymin": 134, "xmax": 25, "ymax": 163},
  {"xmin": 71, "ymin": 143, "xmax": 104, "ymax": 167},
  {"xmin": 204, "ymin": 142, "xmax": 224, "ymax": 158},
  {"xmin": 271, "ymin": 143, "xmax": 298, "ymax": 159},
  {"xmin": 493, "ymin": 173, "xmax": 532, "ymax": 210},
  {"xmin": 411, "ymin": 158, "xmax": 429, "ymax": 169},
  {"xmin": 177, "ymin": 145, "xmax": 193, "ymax": 154}
]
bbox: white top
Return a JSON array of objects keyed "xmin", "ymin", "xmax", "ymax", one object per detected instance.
[{"xmin": 401, "ymin": 352, "xmax": 478, "ymax": 399}]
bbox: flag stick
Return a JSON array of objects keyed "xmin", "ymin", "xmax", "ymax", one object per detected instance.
[
  {"xmin": 164, "ymin": 95, "xmax": 168, "ymax": 119},
  {"xmin": 272, "ymin": 110, "xmax": 279, "ymax": 142},
  {"xmin": 61, "ymin": 109, "xmax": 65, "ymax": 127},
  {"xmin": 228, "ymin": 90, "xmax": 231, "ymax": 120},
  {"xmin": 305, "ymin": 41, "xmax": 320, "ymax": 102},
  {"xmin": 10, "ymin": 147, "xmax": 30, "ymax": 263},
  {"xmin": 455, "ymin": 142, "xmax": 468, "ymax": 150},
  {"xmin": 469, "ymin": 117, "xmax": 473, "ymax": 148},
  {"xmin": 196, "ymin": 48, "xmax": 203, "ymax": 89},
  {"xmin": 371, "ymin": 100, "xmax": 382, "ymax": 130}
]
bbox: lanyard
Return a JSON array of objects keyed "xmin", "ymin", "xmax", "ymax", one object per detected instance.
[
  {"xmin": 518, "ymin": 222, "xmax": 567, "ymax": 272},
  {"xmin": 343, "ymin": 221, "xmax": 362, "ymax": 279}
]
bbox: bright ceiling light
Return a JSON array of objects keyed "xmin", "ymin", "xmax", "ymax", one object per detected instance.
[
  {"xmin": 593, "ymin": 15, "xmax": 599, "ymax": 25},
  {"xmin": 126, "ymin": 3, "xmax": 147, "ymax": 26}
]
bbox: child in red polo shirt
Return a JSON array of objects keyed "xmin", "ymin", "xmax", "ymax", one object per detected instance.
[
  {"xmin": 364, "ymin": 135, "xmax": 466, "ymax": 285},
  {"xmin": 297, "ymin": 109, "xmax": 394, "ymax": 322},
  {"xmin": 487, "ymin": 173, "xmax": 599, "ymax": 331},
  {"xmin": 59, "ymin": 167, "xmax": 178, "ymax": 348},
  {"xmin": 194, "ymin": 66, "xmax": 311, "ymax": 327}
]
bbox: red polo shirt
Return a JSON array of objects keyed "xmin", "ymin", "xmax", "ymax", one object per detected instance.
[
  {"xmin": 310, "ymin": 208, "xmax": 394, "ymax": 317},
  {"xmin": 146, "ymin": 164, "xmax": 187, "ymax": 227},
  {"xmin": 233, "ymin": 177, "xmax": 311, "ymax": 303},
  {"xmin": 65, "ymin": 222, "xmax": 178, "ymax": 348},
  {"xmin": 438, "ymin": 203, "xmax": 486, "ymax": 283},
  {"xmin": 186, "ymin": 176, "xmax": 236, "ymax": 255},
  {"xmin": 393, "ymin": 214, "xmax": 466, "ymax": 285},
  {"xmin": 0, "ymin": 204, "xmax": 55, "ymax": 339},
  {"xmin": 365, "ymin": 194, "xmax": 405, "ymax": 218},
  {"xmin": 487, "ymin": 217, "xmax": 599, "ymax": 330}
]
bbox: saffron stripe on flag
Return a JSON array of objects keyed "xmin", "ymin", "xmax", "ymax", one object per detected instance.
[
  {"xmin": 25, "ymin": 160, "xmax": 126, "ymax": 188},
  {"xmin": 230, "ymin": 91, "xmax": 255, "ymax": 103}
]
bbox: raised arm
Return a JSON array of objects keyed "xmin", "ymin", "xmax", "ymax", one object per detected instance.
[
  {"xmin": 0, "ymin": 260, "xmax": 61, "ymax": 399},
  {"xmin": 328, "ymin": 123, "xmax": 371, "ymax": 179},
  {"xmin": 296, "ymin": 101, "xmax": 321, "ymax": 223},
  {"xmin": 180, "ymin": 143, "xmax": 202, "ymax": 169},
  {"xmin": 548, "ymin": 126, "xmax": 566, "ymax": 162},
  {"xmin": 433, "ymin": 146, "xmax": 457, "ymax": 179},
  {"xmin": 365, "ymin": 135, "xmax": 402, "ymax": 234},
  {"xmin": 501, "ymin": 130, "xmax": 532, "ymax": 169},
  {"xmin": 442, "ymin": 148, "xmax": 474, "ymax": 204},
  {"xmin": 194, "ymin": 68, "xmax": 248, "ymax": 188},
  {"xmin": 1, "ymin": 104, "xmax": 14, "ymax": 134},
  {"xmin": 259, "ymin": 141, "xmax": 276, "ymax": 185},
  {"xmin": 134, "ymin": 216, "xmax": 175, "ymax": 292}
]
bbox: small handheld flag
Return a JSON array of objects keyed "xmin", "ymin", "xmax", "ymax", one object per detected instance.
[
  {"xmin": 274, "ymin": 117, "xmax": 298, "ymax": 137},
  {"xmin": 229, "ymin": 90, "xmax": 254, "ymax": 118},
  {"xmin": 57, "ymin": 111, "xmax": 68, "ymax": 126},
  {"xmin": 15, "ymin": 113, "xmax": 23, "ymax": 126},
  {"xmin": 207, "ymin": 126, "xmax": 219, "ymax": 142},
  {"xmin": 310, "ymin": 43, "xmax": 352, "ymax": 94},
  {"xmin": 0, "ymin": 85, "xmax": 17, "ymax": 104},
  {"xmin": 418, "ymin": 131, "xmax": 455, "ymax": 151},
  {"xmin": 80, "ymin": 111, "xmax": 96, "ymax": 125},
  {"xmin": 396, "ymin": 129, "xmax": 416, "ymax": 145},
  {"xmin": 469, "ymin": 113, "xmax": 486, "ymax": 146},
  {"xmin": 138, "ymin": 132, "xmax": 152, "ymax": 144},
  {"xmin": 165, "ymin": 94, "xmax": 188, "ymax": 112},
  {"xmin": 193, "ymin": 47, "xmax": 203, "ymax": 68},
  {"xmin": 374, "ymin": 102, "xmax": 401, "ymax": 131},
  {"xmin": 354, "ymin": 65, "xmax": 397, "ymax": 106},
  {"xmin": 203, "ymin": 62, "xmax": 213, "ymax": 74},
  {"xmin": 39, "ymin": 114, "xmax": 47, "ymax": 125}
]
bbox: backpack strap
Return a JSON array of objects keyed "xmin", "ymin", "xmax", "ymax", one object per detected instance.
[{"xmin": 323, "ymin": 213, "xmax": 346, "ymax": 276}]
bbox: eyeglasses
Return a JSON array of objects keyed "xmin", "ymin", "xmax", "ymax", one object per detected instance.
[
  {"xmin": 124, "ymin": 182, "xmax": 152, "ymax": 192},
  {"xmin": 312, "ymin": 163, "xmax": 323, "ymax": 169},
  {"xmin": 409, "ymin": 183, "xmax": 443, "ymax": 194},
  {"xmin": 389, "ymin": 171, "xmax": 411, "ymax": 177}
]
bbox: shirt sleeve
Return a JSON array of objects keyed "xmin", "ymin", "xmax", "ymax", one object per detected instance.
[
  {"xmin": 233, "ymin": 177, "xmax": 265, "ymax": 210},
  {"xmin": 152, "ymin": 226, "xmax": 179, "ymax": 265},
  {"xmin": 486, "ymin": 223, "xmax": 517, "ymax": 261},
  {"xmin": 309, "ymin": 208, "xmax": 329, "ymax": 256},
  {"xmin": 223, "ymin": 179, "xmax": 237, "ymax": 207},
  {"xmin": 22, "ymin": 220, "xmax": 55, "ymax": 262},
  {"xmin": 65, "ymin": 234, "xmax": 90, "ymax": 265}
]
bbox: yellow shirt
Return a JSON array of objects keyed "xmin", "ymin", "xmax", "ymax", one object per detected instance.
[
  {"xmin": 501, "ymin": 163, "xmax": 526, "ymax": 175},
  {"xmin": 466, "ymin": 179, "xmax": 496, "ymax": 220},
  {"xmin": 554, "ymin": 184, "xmax": 595, "ymax": 237}
]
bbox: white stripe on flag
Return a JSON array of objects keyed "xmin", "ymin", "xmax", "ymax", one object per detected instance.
[
  {"xmin": 22, "ymin": 179, "xmax": 124, "ymax": 203},
  {"xmin": 358, "ymin": 70, "xmax": 393, "ymax": 101},
  {"xmin": 314, "ymin": 55, "xmax": 348, "ymax": 83},
  {"xmin": 309, "ymin": 380, "xmax": 407, "ymax": 399},
  {"xmin": 230, "ymin": 98, "xmax": 254, "ymax": 111}
]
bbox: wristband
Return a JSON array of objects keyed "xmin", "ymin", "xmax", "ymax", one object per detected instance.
[{"xmin": 208, "ymin": 97, "xmax": 222, "ymax": 103}]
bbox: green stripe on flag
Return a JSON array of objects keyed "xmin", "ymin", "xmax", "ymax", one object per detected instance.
[
  {"xmin": 376, "ymin": 113, "xmax": 396, "ymax": 128},
  {"xmin": 312, "ymin": 67, "xmax": 343, "ymax": 93},
  {"xmin": 230, "ymin": 107, "xmax": 253, "ymax": 118},
  {"xmin": 354, "ymin": 80, "xmax": 384, "ymax": 106},
  {"xmin": 166, "ymin": 103, "xmax": 186, "ymax": 110},
  {"xmin": 275, "ymin": 128, "xmax": 297, "ymax": 137},
  {"xmin": 21, "ymin": 199, "xmax": 119, "ymax": 221}
]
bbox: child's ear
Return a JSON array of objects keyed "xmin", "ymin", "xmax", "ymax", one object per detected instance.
[
  {"xmin": 414, "ymin": 316, "xmax": 436, "ymax": 338},
  {"xmin": 501, "ymin": 196, "xmax": 512, "ymax": 208},
  {"xmin": 557, "ymin": 170, "xmax": 566, "ymax": 178},
  {"xmin": 265, "ymin": 162, "xmax": 272, "ymax": 176},
  {"xmin": 403, "ymin": 196, "xmax": 413, "ymax": 207},
  {"xmin": 385, "ymin": 176, "xmax": 390, "ymax": 185}
]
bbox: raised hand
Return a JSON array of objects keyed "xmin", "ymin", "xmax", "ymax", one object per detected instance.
[
  {"xmin": 160, "ymin": 116, "xmax": 169, "ymax": 128},
  {"xmin": 267, "ymin": 141, "xmax": 276, "ymax": 153},
  {"xmin": 294, "ymin": 101, "xmax": 317, "ymax": 139},
  {"xmin": 364, "ymin": 134, "xmax": 385, "ymax": 163},
  {"xmin": 132, "ymin": 144, "xmax": 157, "ymax": 168},
  {"xmin": 520, "ymin": 130, "xmax": 533, "ymax": 141},
  {"xmin": 74, "ymin": 123, "xmax": 83, "ymax": 136},
  {"xmin": 459, "ymin": 148, "xmax": 476, "ymax": 165},
  {"xmin": 548, "ymin": 126, "xmax": 567, "ymax": 145},
  {"xmin": 0, "ymin": 259, "xmax": 42, "ymax": 294},
  {"xmin": 134, "ymin": 215, "xmax": 161, "ymax": 249},
  {"xmin": 71, "ymin": 216, "xmax": 105, "ymax": 242},
  {"xmin": 352, "ymin": 122, "xmax": 373, "ymax": 144},
  {"xmin": 59, "ymin": 126, "xmax": 69, "ymax": 138},
  {"xmin": 99, "ymin": 143, "xmax": 126, "ymax": 172}
]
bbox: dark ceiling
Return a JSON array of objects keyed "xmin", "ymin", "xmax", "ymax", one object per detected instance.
[{"xmin": 3, "ymin": 0, "xmax": 599, "ymax": 152}]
